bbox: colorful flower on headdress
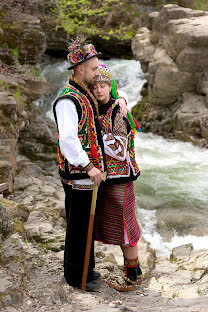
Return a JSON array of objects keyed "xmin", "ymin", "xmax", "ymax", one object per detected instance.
[
  {"xmin": 67, "ymin": 37, "xmax": 101, "ymax": 70},
  {"xmin": 96, "ymin": 64, "xmax": 113, "ymax": 84}
]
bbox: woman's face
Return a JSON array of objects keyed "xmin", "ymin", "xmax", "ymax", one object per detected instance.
[{"xmin": 92, "ymin": 82, "xmax": 111, "ymax": 105}]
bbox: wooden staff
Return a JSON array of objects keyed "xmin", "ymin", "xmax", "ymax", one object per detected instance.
[{"xmin": 81, "ymin": 172, "xmax": 106, "ymax": 292}]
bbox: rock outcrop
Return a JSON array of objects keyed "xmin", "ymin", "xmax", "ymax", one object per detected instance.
[
  {"xmin": 132, "ymin": 4, "xmax": 208, "ymax": 148},
  {"xmin": 1, "ymin": 165, "xmax": 208, "ymax": 311},
  {"xmin": 0, "ymin": 69, "xmax": 52, "ymax": 193},
  {"xmin": 0, "ymin": 9, "xmax": 46, "ymax": 65}
]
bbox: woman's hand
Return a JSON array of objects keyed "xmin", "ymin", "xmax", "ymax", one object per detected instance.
[{"xmin": 115, "ymin": 97, "xmax": 127, "ymax": 117}]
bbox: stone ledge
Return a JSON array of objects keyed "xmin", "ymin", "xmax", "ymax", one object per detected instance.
[{"xmin": 0, "ymin": 183, "xmax": 8, "ymax": 193}]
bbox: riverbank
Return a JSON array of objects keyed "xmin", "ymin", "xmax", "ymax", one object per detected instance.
[{"xmin": 1, "ymin": 154, "xmax": 208, "ymax": 311}]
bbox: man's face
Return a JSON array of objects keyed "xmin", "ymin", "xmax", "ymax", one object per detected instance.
[{"xmin": 82, "ymin": 57, "xmax": 99, "ymax": 87}]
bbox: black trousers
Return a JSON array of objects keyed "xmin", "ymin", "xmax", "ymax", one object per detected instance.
[{"xmin": 62, "ymin": 183, "xmax": 95, "ymax": 286}]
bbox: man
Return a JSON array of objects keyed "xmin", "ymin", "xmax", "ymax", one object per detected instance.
[{"xmin": 53, "ymin": 38, "xmax": 126, "ymax": 291}]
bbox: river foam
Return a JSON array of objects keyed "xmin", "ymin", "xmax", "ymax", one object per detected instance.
[{"xmin": 135, "ymin": 133, "xmax": 208, "ymax": 256}]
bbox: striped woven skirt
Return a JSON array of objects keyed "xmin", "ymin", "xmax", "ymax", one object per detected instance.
[{"xmin": 95, "ymin": 181, "xmax": 140, "ymax": 246}]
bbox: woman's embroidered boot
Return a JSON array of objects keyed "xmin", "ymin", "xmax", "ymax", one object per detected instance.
[
  {"xmin": 137, "ymin": 261, "xmax": 143, "ymax": 285},
  {"xmin": 124, "ymin": 257, "xmax": 143, "ymax": 285},
  {"xmin": 124, "ymin": 257, "xmax": 138, "ymax": 282},
  {"xmin": 107, "ymin": 257, "xmax": 138, "ymax": 292}
]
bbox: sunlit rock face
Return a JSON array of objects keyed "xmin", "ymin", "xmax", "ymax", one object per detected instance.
[{"xmin": 132, "ymin": 4, "xmax": 208, "ymax": 148}]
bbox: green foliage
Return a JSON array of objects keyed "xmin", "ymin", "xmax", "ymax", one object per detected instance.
[
  {"xmin": 10, "ymin": 48, "xmax": 19, "ymax": 62},
  {"xmin": 13, "ymin": 217, "xmax": 21, "ymax": 224},
  {"xmin": 53, "ymin": 0, "xmax": 135, "ymax": 40},
  {"xmin": 194, "ymin": 0, "xmax": 208, "ymax": 10},
  {"xmin": 14, "ymin": 87, "xmax": 21, "ymax": 100},
  {"xmin": 13, "ymin": 86, "xmax": 24, "ymax": 110}
]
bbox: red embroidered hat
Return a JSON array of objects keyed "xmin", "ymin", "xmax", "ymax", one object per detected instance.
[{"xmin": 67, "ymin": 37, "xmax": 102, "ymax": 70}]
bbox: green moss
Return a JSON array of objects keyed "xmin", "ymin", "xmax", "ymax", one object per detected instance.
[
  {"xmin": 132, "ymin": 95, "xmax": 149, "ymax": 121},
  {"xmin": 34, "ymin": 68, "xmax": 40, "ymax": 78},
  {"xmin": 0, "ymin": 11, "xmax": 6, "ymax": 17},
  {"xmin": 145, "ymin": 271, "xmax": 150, "ymax": 279},
  {"xmin": 37, "ymin": 242, "xmax": 50, "ymax": 250},
  {"xmin": 12, "ymin": 217, "xmax": 25, "ymax": 235}
]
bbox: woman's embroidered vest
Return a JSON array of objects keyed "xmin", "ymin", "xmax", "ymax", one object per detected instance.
[
  {"xmin": 99, "ymin": 103, "xmax": 140, "ymax": 181},
  {"xmin": 53, "ymin": 81, "xmax": 106, "ymax": 180}
]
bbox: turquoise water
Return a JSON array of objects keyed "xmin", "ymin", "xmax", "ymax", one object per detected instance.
[
  {"xmin": 36, "ymin": 58, "xmax": 208, "ymax": 256},
  {"xmin": 134, "ymin": 132, "xmax": 208, "ymax": 256}
]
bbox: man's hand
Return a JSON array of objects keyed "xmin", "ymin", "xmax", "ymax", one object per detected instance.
[
  {"xmin": 115, "ymin": 98, "xmax": 127, "ymax": 117},
  {"xmin": 87, "ymin": 167, "xmax": 103, "ymax": 187}
]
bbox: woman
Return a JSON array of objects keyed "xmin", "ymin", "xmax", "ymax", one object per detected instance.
[{"xmin": 92, "ymin": 64, "xmax": 143, "ymax": 292}]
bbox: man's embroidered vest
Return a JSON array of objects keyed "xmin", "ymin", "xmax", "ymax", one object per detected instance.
[
  {"xmin": 53, "ymin": 80, "xmax": 106, "ymax": 180},
  {"xmin": 99, "ymin": 102, "xmax": 140, "ymax": 182}
]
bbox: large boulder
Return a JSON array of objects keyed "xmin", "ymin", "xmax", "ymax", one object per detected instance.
[{"xmin": 132, "ymin": 4, "xmax": 208, "ymax": 147}]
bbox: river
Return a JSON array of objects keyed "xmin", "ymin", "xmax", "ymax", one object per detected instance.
[{"xmin": 36, "ymin": 58, "xmax": 208, "ymax": 257}]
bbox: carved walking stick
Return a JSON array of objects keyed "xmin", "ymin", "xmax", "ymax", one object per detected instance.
[{"xmin": 81, "ymin": 172, "xmax": 106, "ymax": 292}]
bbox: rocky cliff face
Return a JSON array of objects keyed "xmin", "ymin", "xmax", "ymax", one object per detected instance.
[
  {"xmin": 0, "ymin": 66, "xmax": 55, "ymax": 192},
  {"xmin": 132, "ymin": 4, "xmax": 208, "ymax": 148}
]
